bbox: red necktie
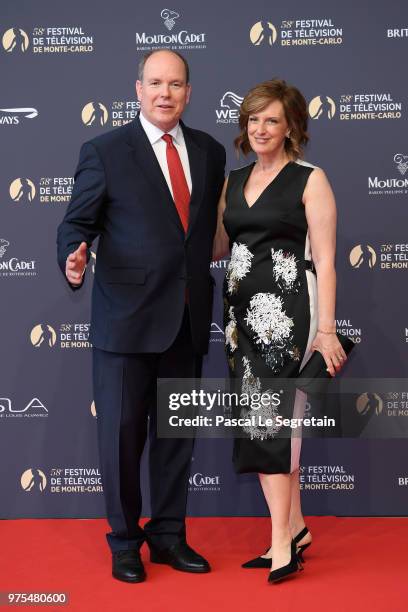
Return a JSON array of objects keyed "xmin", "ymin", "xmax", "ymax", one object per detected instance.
[{"xmin": 162, "ymin": 134, "xmax": 190, "ymax": 232}]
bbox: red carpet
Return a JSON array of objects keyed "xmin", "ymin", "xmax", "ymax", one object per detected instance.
[{"xmin": 1, "ymin": 517, "xmax": 406, "ymax": 611}]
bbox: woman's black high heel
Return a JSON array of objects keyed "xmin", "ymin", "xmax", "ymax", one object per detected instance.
[
  {"xmin": 241, "ymin": 526, "xmax": 311, "ymax": 568},
  {"xmin": 268, "ymin": 540, "xmax": 303, "ymax": 584},
  {"xmin": 294, "ymin": 526, "xmax": 311, "ymax": 563},
  {"xmin": 241, "ymin": 548, "xmax": 271, "ymax": 568}
]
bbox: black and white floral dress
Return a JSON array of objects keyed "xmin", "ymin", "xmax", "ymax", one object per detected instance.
[{"xmin": 223, "ymin": 161, "xmax": 318, "ymax": 474}]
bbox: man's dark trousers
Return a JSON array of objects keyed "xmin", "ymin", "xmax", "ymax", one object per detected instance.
[{"xmin": 93, "ymin": 307, "xmax": 201, "ymax": 552}]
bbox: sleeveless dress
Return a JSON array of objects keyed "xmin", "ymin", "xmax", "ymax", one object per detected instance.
[{"xmin": 223, "ymin": 161, "xmax": 318, "ymax": 474}]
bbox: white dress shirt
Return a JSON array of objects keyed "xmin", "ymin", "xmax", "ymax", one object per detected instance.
[{"xmin": 139, "ymin": 112, "xmax": 192, "ymax": 198}]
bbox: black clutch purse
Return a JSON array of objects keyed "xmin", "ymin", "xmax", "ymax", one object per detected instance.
[{"xmin": 296, "ymin": 333, "xmax": 355, "ymax": 394}]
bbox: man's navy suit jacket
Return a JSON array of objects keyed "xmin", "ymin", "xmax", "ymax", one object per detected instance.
[{"xmin": 57, "ymin": 116, "xmax": 226, "ymax": 354}]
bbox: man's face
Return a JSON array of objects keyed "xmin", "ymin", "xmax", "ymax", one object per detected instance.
[{"xmin": 136, "ymin": 51, "xmax": 191, "ymax": 132}]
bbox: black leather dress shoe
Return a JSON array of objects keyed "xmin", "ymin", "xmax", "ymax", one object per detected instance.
[
  {"xmin": 149, "ymin": 540, "xmax": 210, "ymax": 573},
  {"xmin": 112, "ymin": 550, "xmax": 146, "ymax": 583}
]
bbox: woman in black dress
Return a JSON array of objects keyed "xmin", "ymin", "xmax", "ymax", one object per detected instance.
[{"xmin": 213, "ymin": 80, "xmax": 346, "ymax": 582}]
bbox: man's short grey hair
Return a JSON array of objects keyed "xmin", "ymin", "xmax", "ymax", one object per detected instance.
[{"xmin": 138, "ymin": 50, "xmax": 190, "ymax": 83}]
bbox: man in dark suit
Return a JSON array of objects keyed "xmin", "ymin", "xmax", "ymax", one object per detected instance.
[{"xmin": 57, "ymin": 50, "xmax": 225, "ymax": 583}]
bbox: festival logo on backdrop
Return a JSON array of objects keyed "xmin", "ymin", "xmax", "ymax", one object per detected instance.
[
  {"xmin": 309, "ymin": 93, "xmax": 403, "ymax": 121},
  {"xmin": 30, "ymin": 325, "xmax": 57, "ymax": 348},
  {"xmin": 368, "ymin": 154, "xmax": 408, "ymax": 196},
  {"xmin": 2, "ymin": 28, "xmax": 29, "ymax": 52},
  {"xmin": 336, "ymin": 318, "xmax": 363, "ymax": 344},
  {"xmin": 81, "ymin": 102, "xmax": 108, "ymax": 127},
  {"xmin": 356, "ymin": 392, "xmax": 408, "ymax": 434},
  {"xmin": 382, "ymin": 392, "xmax": 408, "ymax": 417},
  {"xmin": 308, "ymin": 96, "xmax": 336, "ymax": 120},
  {"xmin": 110, "ymin": 100, "xmax": 140, "ymax": 127},
  {"xmin": 38, "ymin": 177, "xmax": 73, "ymax": 203},
  {"xmin": 349, "ymin": 245, "xmax": 377, "ymax": 269},
  {"xmin": 135, "ymin": 8, "xmax": 207, "ymax": 51},
  {"xmin": 21, "ymin": 469, "xmax": 47, "ymax": 492},
  {"xmin": 21, "ymin": 468, "xmax": 102, "ymax": 494},
  {"xmin": 2, "ymin": 26, "xmax": 95, "ymax": 54},
  {"xmin": 250, "ymin": 21, "xmax": 277, "ymax": 46},
  {"xmin": 9, "ymin": 178, "xmax": 36, "ymax": 203},
  {"xmin": 350, "ymin": 243, "xmax": 408, "ymax": 270},
  {"xmin": 300, "ymin": 464, "xmax": 356, "ymax": 492},
  {"xmin": 250, "ymin": 18, "xmax": 343, "ymax": 48},
  {"xmin": 8, "ymin": 177, "xmax": 74, "ymax": 203},
  {"xmin": 356, "ymin": 393, "xmax": 383, "ymax": 416},
  {"xmin": 379, "ymin": 243, "xmax": 408, "ymax": 270},
  {"xmin": 30, "ymin": 323, "xmax": 91, "ymax": 350},
  {"xmin": 81, "ymin": 100, "xmax": 140, "ymax": 128}
]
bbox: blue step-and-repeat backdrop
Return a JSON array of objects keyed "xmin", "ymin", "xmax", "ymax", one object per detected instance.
[{"xmin": 1, "ymin": 0, "xmax": 408, "ymax": 518}]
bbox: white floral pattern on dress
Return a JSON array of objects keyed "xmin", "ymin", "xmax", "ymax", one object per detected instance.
[
  {"xmin": 226, "ymin": 242, "xmax": 254, "ymax": 294},
  {"xmin": 244, "ymin": 292, "xmax": 296, "ymax": 371},
  {"xmin": 244, "ymin": 292, "xmax": 293, "ymax": 346},
  {"xmin": 225, "ymin": 307, "xmax": 238, "ymax": 352},
  {"xmin": 241, "ymin": 356, "xmax": 261, "ymax": 396},
  {"xmin": 271, "ymin": 248, "xmax": 300, "ymax": 293},
  {"xmin": 240, "ymin": 357, "xmax": 281, "ymax": 440}
]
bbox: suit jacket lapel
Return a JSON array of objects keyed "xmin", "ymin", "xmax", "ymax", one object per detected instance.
[
  {"xmin": 126, "ymin": 117, "xmax": 184, "ymax": 234},
  {"xmin": 182, "ymin": 121, "xmax": 207, "ymax": 240}
]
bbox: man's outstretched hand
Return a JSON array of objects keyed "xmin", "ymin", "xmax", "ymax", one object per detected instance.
[{"xmin": 65, "ymin": 241, "xmax": 87, "ymax": 286}]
